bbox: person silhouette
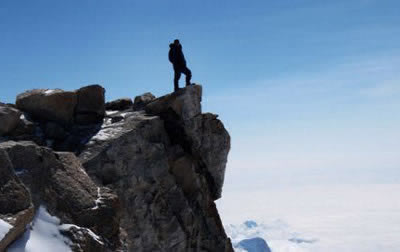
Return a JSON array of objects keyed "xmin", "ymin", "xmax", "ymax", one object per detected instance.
[{"xmin": 168, "ymin": 39, "xmax": 192, "ymax": 92}]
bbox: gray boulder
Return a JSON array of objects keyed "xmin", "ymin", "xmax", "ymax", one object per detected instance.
[
  {"xmin": 8, "ymin": 114, "xmax": 35, "ymax": 139},
  {"xmin": 16, "ymin": 89, "xmax": 77, "ymax": 125},
  {"xmin": 105, "ymin": 98, "xmax": 133, "ymax": 111},
  {"xmin": 133, "ymin": 92, "xmax": 155, "ymax": 110},
  {"xmin": 145, "ymin": 86, "xmax": 200, "ymax": 121},
  {"xmin": 0, "ymin": 104, "xmax": 22, "ymax": 136},
  {"xmin": 75, "ymin": 85, "xmax": 105, "ymax": 125}
]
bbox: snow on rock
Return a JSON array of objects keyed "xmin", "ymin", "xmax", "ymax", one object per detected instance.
[
  {"xmin": 14, "ymin": 169, "xmax": 27, "ymax": 176},
  {"xmin": 105, "ymin": 110, "xmax": 119, "ymax": 116},
  {"xmin": 88, "ymin": 111, "xmax": 140, "ymax": 143},
  {"xmin": 8, "ymin": 206, "xmax": 72, "ymax": 252},
  {"xmin": 44, "ymin": 89, "xmax": 56, "ymax": 95},
  {"xmin": 91, "ymin": 187, "xmax": 104, "ymax": 210},
  {"xmin": 90, "ymin": 125, "xmax": 124, "ymax": 142},
  {"xmin": 59, "ymin": 224, "xmax": 104, "ymax": 245},
  {"xmin": 0, "ymin": 219, "xmax": 13, "ymax": 240},
  {"xmin": 120, "ymin": 112, "xmax": 134, "ymax": 118}
]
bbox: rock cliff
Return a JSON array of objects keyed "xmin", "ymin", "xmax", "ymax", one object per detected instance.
[{"xmin": 0, "ymin": 84, "xmax": 233, "ymax": 252}]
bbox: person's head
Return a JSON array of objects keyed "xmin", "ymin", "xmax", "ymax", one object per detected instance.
[{"xmin": 174, "ymin": 39, "xmax": 180, "ymax": 45}]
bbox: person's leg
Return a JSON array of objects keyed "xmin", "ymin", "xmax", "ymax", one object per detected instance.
[
  {"xmin": 174, "ymin": 70, "xmax": 181, "ymax": 92},
  {"xmin": 182, "ymin": 67, "xmax": 192, "ymax": 86}
]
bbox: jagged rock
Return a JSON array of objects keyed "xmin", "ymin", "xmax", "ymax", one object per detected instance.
[
  {"xmin": 0, "ymin": 141, "xmax": 121, "ymax": 250},
  {"xmin": 184, "ymin": 113, "xmax": 230, "ymax": 199},
  {"xmin": 0, "ymin": 149, "xmax": 35, "ymax": 251},
  {"xmin": 145, "ymin": 85, "xmax": 230, "ymax": 199},
  {"xmin": 105, "ymin": 98, "xmax": 133, "ymax": 111},
  {"xmin": 0, "ymin": 104, "xmax": 21, "ymax": 136},
  {"xmin": 16, "ymin": 89, "xmax": 77, "ymax": 125},
  {"xmin": 80, "ymin": 85, "xmax": 232, "ymax": 251},
  {"xmin": 47, "ymin": 152, "xmax": 120, "ymax": 244},
  {"xmin": 75, "ymin": 85, "xmax": 105, "ymax": 125},
  {"xmin": 133, "ymin": 92, "xmax": 155, "ymax": 110},
  {"xmin": 145, "ymin": 86, "xmax": 200, "ymax": 121}
]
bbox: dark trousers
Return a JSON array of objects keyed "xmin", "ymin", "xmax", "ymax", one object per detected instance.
[{"xmin": 174, "ymin": 66, "xmax": 192, "ymax": 92}]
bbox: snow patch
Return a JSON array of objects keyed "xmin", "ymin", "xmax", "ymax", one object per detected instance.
[
  {"xmin": 44, "ymin": 89, "xmax": 56, "ymax": 95},
  {"xmin": 120, "ymin": 112, "xmax": 135, "ymax": 118},
  {"xmin": 105, "ymin": 110, "xmax": 119, "ymax": 116},
  {"xmin": 14, "ymin": 168, "xmax": 27, "ymax": 176},
  {"xmin": 91, "ymin": 187, "xmax": 104, "ymax": 210},
  {"xmin": 78, "ymin": 166, "xmax": 88, "ymax": 176},
  {"xmin": 0, "ymin": 219, "xmax": 13, "ymax": 240},
  {"xmin": 90, "ymin": 125, "xmax": 124, "ymax": 142},
  {"xmin": 8, "ymin": 206, "xmax": 72, "ymax": 252}
]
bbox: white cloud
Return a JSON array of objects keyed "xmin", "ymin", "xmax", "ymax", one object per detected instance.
[{"xmin": 218, "ymin": 184, "xmax": 400, "ymax": 252}]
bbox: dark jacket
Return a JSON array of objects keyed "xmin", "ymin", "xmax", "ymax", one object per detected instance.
[{"xmin": 169, "ymin": 43, "xmax": 186, "ymax": 68}]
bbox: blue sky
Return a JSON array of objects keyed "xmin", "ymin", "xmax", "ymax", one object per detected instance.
[{"xmin": 1, "ymin": 0, "xmax": 399, "ymax": 190}]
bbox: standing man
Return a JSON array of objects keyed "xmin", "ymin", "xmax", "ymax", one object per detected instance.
[{"xmin": 168, "ymin": 39, "xmax": 192, "ymax": 92}]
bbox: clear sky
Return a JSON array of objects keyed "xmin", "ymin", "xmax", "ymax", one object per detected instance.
[{"xmin": 1, "ymin": 0, "xmax": 400, "ymax": 190}]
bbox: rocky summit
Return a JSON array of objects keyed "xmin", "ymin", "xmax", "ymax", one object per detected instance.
[{"xmin": 0, "ymin": 84, "xmax": 232, "ymax": 252}]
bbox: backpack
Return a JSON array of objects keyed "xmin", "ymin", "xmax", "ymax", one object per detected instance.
[{"xmin": 168, "ymin": 44, "xmax": 175, "ymax": 63}]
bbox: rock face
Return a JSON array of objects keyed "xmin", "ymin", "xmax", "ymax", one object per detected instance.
[
  {"xmin": 0, "ymin": 84, "xmax": 232, "ymax": 251},
  {"xmin": 145, "ymin": 85, "xmax": 229, "ymax": 199}
]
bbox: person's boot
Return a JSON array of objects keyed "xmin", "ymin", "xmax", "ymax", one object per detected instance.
[
  {"xmin": 174, "ymin": 81, "xmax": 179, "ymax": 92},
  {"xmin": 186, "ymin": 75, "xmax": 192, "ymax": 86}
]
